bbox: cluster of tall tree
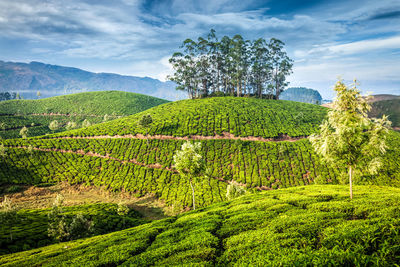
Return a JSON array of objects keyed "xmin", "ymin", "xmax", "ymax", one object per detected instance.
[
  {"xmin": 0, "ymin": 92, "xmax": 20, "ymax": 101},
  {"xmin": 168, "ymin": 30, "xmax": 293, "ymax": 99}
]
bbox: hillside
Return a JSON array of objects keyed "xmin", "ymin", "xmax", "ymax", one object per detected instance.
[
  {"xmin": 370, "ymin": 98, "xmax": 400, "ymax": 129},
  {"xmin": 2, "ymin": 97, "xmax": 399, "ymax": 210},
  {"xmin": 1, "ymin": 185, "xmax": 400, "ymax": 266},
  {"xmin": 0, "ymin": 91, "xmax": 169, "ymax": 139},
  {"xmin": 53, "ymin": 97, "xmax": 328, "ymax": 138},
  {"xmin": 280, "ymin": 87, "xmax": 323, "ymax": 104},
  {"xmin": 0, "ymin": 60, "xmax": 183, "ymax": 101}
]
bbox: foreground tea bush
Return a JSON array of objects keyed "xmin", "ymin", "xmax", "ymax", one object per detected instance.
[
  {"xmin": 1, "ymin": 185, "xmax": 399, "ymax": 266},
  {"xmin": 0, "ymin": 203, "xmax": 146, "ymax": 255}
]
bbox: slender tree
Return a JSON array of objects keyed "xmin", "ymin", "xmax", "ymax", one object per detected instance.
[
  {"xmin": 268, "ymin": 38, "xmax": 293, "ymax": 99},
  {"xmin": 309, "ymin": 80, "xmax": 391, "ymax": 199},
  {"xmin": 173, "ymin": 142, "xmax": 205, "ymax": 210},
  {"xmin": 19, "ymin": 126, "xmax": 28, "ymax": 139}
]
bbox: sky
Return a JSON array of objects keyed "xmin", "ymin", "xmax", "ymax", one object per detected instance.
[{"xmin": 0, "ymin": 0, "xmax": 399, "ymax": 99}]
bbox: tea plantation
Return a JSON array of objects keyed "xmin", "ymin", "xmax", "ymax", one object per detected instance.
[
  {"xmin": 1, "ymin": 185, "xmax": 399, "ymax": 266},
  {"xmin": 1, "ymin": 97, "xmax": 400, "ymax": 209},
  {"xmin": 51, "ymin": 97, "xmax": 328, "ymax": 138},
  {"xmin": 0, "ymin": 203, "xmax": 147, "ymax": 255},
  {"xmin": 0, "ymin": 91, "xmax": 169, "ymax": 139}
]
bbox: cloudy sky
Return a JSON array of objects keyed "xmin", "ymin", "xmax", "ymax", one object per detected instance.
[{"xmin": 0, "ymin": 0, "xmax": 399, "ymax": 99}]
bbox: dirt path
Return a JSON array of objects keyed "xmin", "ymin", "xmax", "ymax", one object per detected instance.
[{"xmin": 52, "ymin": 132, "xmax": 307, "ymax": 142}]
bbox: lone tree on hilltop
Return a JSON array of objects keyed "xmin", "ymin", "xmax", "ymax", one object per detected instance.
[
  {"xmin": 173, "ymin": 142, "xmax": 205, "ymax": 210},
  {"xmin": 309, "ymin": 80, "xmax": 391, "ymax": 199}
]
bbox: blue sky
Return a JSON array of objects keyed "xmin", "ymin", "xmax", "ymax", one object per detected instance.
[{"xmin": 0, "ymin": 0, "xmax": 399, "ymax": 99}]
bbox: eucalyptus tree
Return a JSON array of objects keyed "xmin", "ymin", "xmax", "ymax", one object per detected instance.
[
  {"xmin": 309, "ymin": 80, "xmax": 391, "ymax": 199},
  {"xmin": 250, "ymin": 38, "xmax": 272, "ymax": 98},
  {"xmin": 268, "ymin": 38, "xmax": 293, "ymax": 99}
]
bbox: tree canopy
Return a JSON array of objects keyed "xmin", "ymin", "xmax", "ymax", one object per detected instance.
[
  {"xmin": 309, "ymin": 80, "xmax": 391, "ymax": 199},
  {"xmin": 168, "ymin": 29, "xmax": 293, "ymax": 99}
]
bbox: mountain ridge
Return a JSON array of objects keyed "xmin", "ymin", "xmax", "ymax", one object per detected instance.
[{"xmin": 0, "ymin": 60, "xmax": 184, "ymax": 101}]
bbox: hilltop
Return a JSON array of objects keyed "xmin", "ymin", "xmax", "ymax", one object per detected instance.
[
  {"xmin": 54, "ymin": 97, "xmax": 328, "ymax": 138},
  {"xmin": 280, "ymin": 87, "xmax": 323, "ymax": 104},
  {"xmin": 1, "ymin": 185, "xmax": 400, "ymax": 266},
  {"xmin": 2, "ymin": 97, "xmax": 399, "ymax": 210},
  {"xmin": 0, "ymin": 60, "xmax": 183, "ymax": 100},
  {"xmin": 0, "ymin": 91, "xmax": 169, "ymax": 139}
]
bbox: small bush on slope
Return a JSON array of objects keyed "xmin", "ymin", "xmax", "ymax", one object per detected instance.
[{"xmin": 0, "ymin": 185, "xmax": 399, "ymax": 266}]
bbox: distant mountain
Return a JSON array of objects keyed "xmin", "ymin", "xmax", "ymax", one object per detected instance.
[
  {"xmin": 0, "ymin": 60, "xmax": 185, "ymax": 101},
  {"xmin": 280, "ymin": 87, "xmax": 322, "ymax": 104}
]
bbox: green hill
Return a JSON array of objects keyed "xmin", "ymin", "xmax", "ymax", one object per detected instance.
[
  {"xmin": 52, "ymin": 97, "xmax": 328, "ymax": 138},
  {"xmin": 1, "ymin": 185, "xmax": 400, "ymax": 266},
  {"xmin": 370, "ymin": 98, "xmax": 400, "ymax": 129},
  {"xmin": 2, "ymin": 97, "xmax": 399, "ymax": 210},
  {"xmin": 0, "ymin": 91, "xmax": 169, "ymax": 139}
]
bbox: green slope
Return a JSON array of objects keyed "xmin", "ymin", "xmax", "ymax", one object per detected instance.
[
  {"xmin": 53, "ymin": 97, "xmax": 328, "ymax": 138},
  {"xmin": 1, "ymin": 185, "xmax": 400, "ymax": 266},
  {"xmin": 2, "ymin": 97, "xmax": 399, "ymax": 209},
  {"xmin": 370, "ymin": 98, "xmax": 400, "ymax": 128},
  {"xmin": 0, "ymin": 91, "xmax": 169, "ymax": 139},
  {"xmin": 0, "ymin": 203, "xmax": 146, "ymax": 255}
]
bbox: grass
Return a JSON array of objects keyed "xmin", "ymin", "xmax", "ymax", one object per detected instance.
[{"xmin": 1, "ymin": 185, "xmax": 399, "ymax": 266}]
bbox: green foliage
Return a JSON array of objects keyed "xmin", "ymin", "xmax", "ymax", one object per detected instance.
[
  {"xmin": 0, "ymin": 144, "xmax": 6, "ymax": 157},
  {"xmin": 0, "ymin": 202, "xmax": 145, "ymax": 255},
  {"xmin": 138, "ymin": 114, "xmax": 153, "ymax": 129},
  {"xmin": 226, "ymin": 181, "xmax": 246, "ymax": 200},
  {"xmin": 174, "ymin": 142, "xmax": 205, "ymax": 210},
  {"xmin": 0, "ymin": 197, "xmax": 18, "ymax": 243},
  {"xmin": 0, "ymin": 91, "xmax": 169, "ymax": 139},
  {"xmin": 310, "ymin": 80, "xmax": 391, "ymax": 199},
  {"xmin": 1, "ymin": 185, "xmax": 400, "ymax": 266},
  {"xmin": 65, "ymin": 121, "xmax": 77, "ymax": 131},
  {"xmin": 168, "ymin": 30, "xmax": 293, "ymax": 99},
  {"xmin": 19, "ymin": 126, "xmax": 28, "ymax": 139},
  {"xmin": 1, "ymin": 131, "xmax": 399, "ymax": 209},
  {"xmin": 53, "ymin": 97, "xmax": 328, "ymax": 138},
  {"xmin": 48, "ymin": 120, "xmax": 59, "ymax": 132},
  {"xmin": 81, "ymin": 119, "xmax": 91, "ymax": 128}
]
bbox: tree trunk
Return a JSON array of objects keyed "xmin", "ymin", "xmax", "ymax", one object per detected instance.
[
  {"xmin": 349, "ymin": 165, "xmax": 353, "ymax": 199},
  {"xmin": 190, "ymin": 179, "xmax": 196, "ymax": 210}
]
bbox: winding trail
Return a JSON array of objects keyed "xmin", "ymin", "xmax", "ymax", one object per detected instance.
[{"xmin": 49, "ymin": 132, "xmax": 307, "ymax": 143}]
